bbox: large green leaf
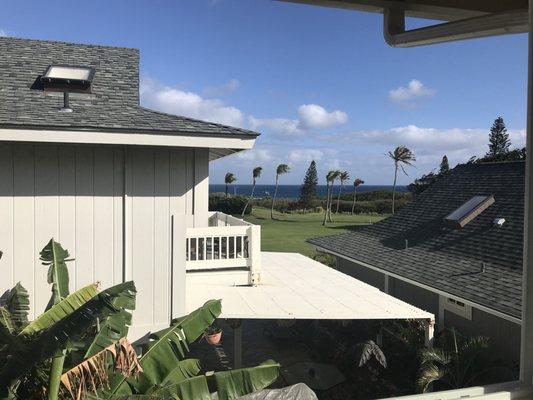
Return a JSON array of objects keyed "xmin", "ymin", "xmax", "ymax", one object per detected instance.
[
  {"xmin": 0, "ymin": 282, "xmax": 133, "ymax": 390},
  {"xmin": 4, "ymin": 282, "xmax": 30, "ymax": 331},
  {"xmin": 0, "ymin": 307, "xmax": 15, "ymax": 335},
  {"xmin": 214, "ymin": 360, "xmax": 280, "ymax": 400},
  {"xmin": 21, "ymin": 284, "xmax": 98, "ymax": 336},
  {"xmin": 109, "ymin": 299, "xmax": 221, "ymax": 394},
  {"xmin": 154, "ymin": 375, "xmax": 211, "ymax": 400},
  {"xmin": 84, "ymin": 282, "xmax": 137, "ymax": 358},
  {"xmin": 40, "ymin": 238, "xmax": 72, "ymax": 309}
]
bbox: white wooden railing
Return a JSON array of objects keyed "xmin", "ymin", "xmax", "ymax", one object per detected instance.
[{"xmin": 185, "ymin": 212, "xmax": 261, "ymax": 284}]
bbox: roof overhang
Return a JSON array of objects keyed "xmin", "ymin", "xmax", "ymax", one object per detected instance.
[
  {"xmin": 280, "ymin": 1, "xmax": 528, "ymax": 22},
  {"xmin": 0, "ymin": 127, "xmax": 255, "ymax": 160},
  {"xmin": 280, "ymin": 1, "xmax": 528, "ymax": 47}
]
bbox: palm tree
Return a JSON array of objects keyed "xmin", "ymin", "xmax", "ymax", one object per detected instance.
[
  {"xmin": 224, "ymin": 172, "xmax": 236, "ymax": 198},
  {"xmin": 322, "ymin": 170, "xmax": 340, "ymax": 225},
  {"xmin": 242, "ymin": 166, "xmax": 262, "ymax": 217},
  {"xmin": 417, "ymin": 328, "xmax": 493, "ymax": 393},
  {"xmin": 388, "ymin": 145, "xmax": 416, "ymax": 214},
  {"xmin": 335, "ymin": 171, "xmax": 350, "ymax": 214},
  {"xmin": 271, "ymin": 164, "xmax": 290, "ymax": 219},
  {"xmin": 351, "ymin": 178, "xmax": 364, "ymax": 215}
]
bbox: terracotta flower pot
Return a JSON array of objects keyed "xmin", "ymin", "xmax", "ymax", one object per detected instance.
[{"xmin": 205, "ymin": 331, "xmax": 222, "ymax": 345}]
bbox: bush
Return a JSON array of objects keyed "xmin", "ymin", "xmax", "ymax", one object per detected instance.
[
  {"xmin": 209, "ymin": 195, "xmax": 251, "ymax": 215},
  {"xmin": 338, "ymin": 189, "xmax": 412, "ymax": 202}
]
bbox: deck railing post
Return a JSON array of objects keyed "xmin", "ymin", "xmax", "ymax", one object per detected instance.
[{"xmin": 248, "ymin": 224, "xmax": 261, "ymax": 285}]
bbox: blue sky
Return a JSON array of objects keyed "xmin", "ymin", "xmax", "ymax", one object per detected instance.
[{"xmin": 0, "ymin": 0, "xmax": 528, "ymax": 184}]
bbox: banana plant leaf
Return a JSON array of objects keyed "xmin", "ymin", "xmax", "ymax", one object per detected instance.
[
  {"xmin": 21, "ymin": 284, "xmax": 98, "ymax": 335},
  {"xmin": 153, "ymin": 375, "xmax": 211, "ymax": 400},
  {"xmin": 84, "ymin": 282, "xmax": 137, "ymax": 358},
  {"xmin": 40, "ymin": 238, "xmax": 72, "ymax": 309},
  {"xmin": 107, "ymin": 299, "xmax": 221, "ymax": 395},
  {"xmin": 0, "ymin": 282, "xmax": 134, "ymax": 390},
  {"xmin": 0, "ymin": 307, "xmax": 15, "ymax": 335},
  {"xmin": 214, "ymin": 360, "xmax": 281, "ymax": 400},
  {"xmin": 4, "ymin": 282, "xmax": 30, "ymax": 331}
]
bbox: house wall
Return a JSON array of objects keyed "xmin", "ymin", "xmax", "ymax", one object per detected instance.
[
  {"xmin": 335, "ymin": 256, "xmax": 520, "ymax": 364},
  {"xmin": 337, "ymin": 257, "xmax": 385, "ymax": 291},
  {"xmin": 0, "ymin": 142, "xmax": 210, "ymax": 337},
  {"xmin": 444, "ymin": 307, "xmax": 521, "ymax": 364}
]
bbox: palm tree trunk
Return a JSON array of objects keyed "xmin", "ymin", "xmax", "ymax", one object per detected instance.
[
  {"xmin": 271, "ymin": 175, "xmax": 279, "ymax": 219},
  {"xmin": 322, "ymin": 182, "xmax": 330, "ymax": 225},
  {"xmin": 335, "ymin": 184, "xmax": 343, "ymax": 214},
  {"xmin": 242, "ymin": 183, "xmax": 256, "ymax": 217},
  {"xmin": 392, "ymin": 163, "xmax": 398, "ymax": 214},
  {"xmin": 327, "ymin": 183, "xmax": 334, "ymax": 222},
  {"xmin": 351, "ymin": 187, "xmax": 357, "ymax": 215},
  {"xmin": 225, "ymin": 183, "xmax": 229, "ymax": 198}
]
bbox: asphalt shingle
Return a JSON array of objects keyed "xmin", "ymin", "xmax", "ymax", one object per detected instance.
[
  {"xmin": 309, "ymin": 161, "xmax": 524, "ymax": 319},
  {"xmin": 0, "ymin": 37, "xmax": 259, "ymax": 138}
]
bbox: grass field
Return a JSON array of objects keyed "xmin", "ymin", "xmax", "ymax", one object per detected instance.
[{"xmin": 242, "ymin": 207, "xmax": 387, "ymax": 257}]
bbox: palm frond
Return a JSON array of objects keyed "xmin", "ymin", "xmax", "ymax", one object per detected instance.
[
  {"xmin": 355, "ymin": 340, "xmax": 387, "ymax": 368},
  {"xmin": 416, "ymin": 363, "xmax": 446, "ymax": 393},
  {"xmin": 419, "ymin": 348, "xmax": 451, "ymax": 367},
  {"xmin": 252, "ymin": 167, "xmax": 262, "ymax": 179},
  {"xmin": 276, "ymin": 164, "xmax": 290, "ymax": 175}
]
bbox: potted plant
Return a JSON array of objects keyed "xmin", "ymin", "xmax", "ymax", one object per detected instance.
[{"xmin": 204, "ymin": 323, "xmax": 223, "ymax": 345}]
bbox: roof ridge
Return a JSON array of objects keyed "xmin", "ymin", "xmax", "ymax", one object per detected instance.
[{"xmin": 0, "ymin": 36, "xmax": 138, "ymax": 52}]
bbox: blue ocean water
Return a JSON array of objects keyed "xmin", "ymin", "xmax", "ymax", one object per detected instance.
[{"xmin": 209, "ymin": 184, "xmax": 407, "ymax": 199}]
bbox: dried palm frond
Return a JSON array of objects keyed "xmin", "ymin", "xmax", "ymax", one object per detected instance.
[{"xmin": 60, "ymin": 337, "xmax": 142, "ymax": 399}]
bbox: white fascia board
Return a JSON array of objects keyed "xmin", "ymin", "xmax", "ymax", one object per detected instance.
[
  {"xmin": 0, "ymin": 128, "xmax": 256, "ymax": 150},
  {"xmin": 316, "ymin": 246, "xmax": 522, "ymax": 325}
]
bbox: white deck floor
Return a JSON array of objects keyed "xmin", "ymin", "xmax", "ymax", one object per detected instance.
[{"xmin": 186, "ymin": 252, "xmax": 434, "ymax": 321}]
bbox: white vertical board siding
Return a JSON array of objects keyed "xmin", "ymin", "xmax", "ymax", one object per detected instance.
[
  {"xmin": 0, "ymin": 143, "xmax": 203, "ymax": 333},
  {"xmin": 0, "ymin": 144, "xmax": 124, "ymax": 319},
  {"xmin": 125, "ymin": 147, "xmax": 194, "ymax": 334}
]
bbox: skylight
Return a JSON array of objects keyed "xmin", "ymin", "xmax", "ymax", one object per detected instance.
[
  {"xmin": 42, "ymin": 65, "xmax": 95, "ymax": 83},
  {"xmin": 445, "ymin": 195, "xmax": 495, "ymax": 228}
]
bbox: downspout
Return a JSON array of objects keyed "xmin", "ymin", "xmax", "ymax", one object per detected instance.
[{"xmin": 384, "ymin": 7, "xmax": 528, "ymax": 48}]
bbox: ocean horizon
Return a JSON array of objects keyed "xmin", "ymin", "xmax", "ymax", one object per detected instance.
[{"xmin": 210, "ymin": 184, "xmax": 407, "ymax": 199}]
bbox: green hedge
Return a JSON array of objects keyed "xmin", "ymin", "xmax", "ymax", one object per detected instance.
[{"xmin": 209, "ymin": 195, "xmax": 251, "ymax": 215}]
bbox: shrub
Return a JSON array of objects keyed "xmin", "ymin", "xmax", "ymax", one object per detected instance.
[
  {"xmin": 322, "ymin": 198, "xmax": 409, "ymax": 214},
  {"xmin": 209, "ymin": 195, "xmax": 251, "ymax": 215}
]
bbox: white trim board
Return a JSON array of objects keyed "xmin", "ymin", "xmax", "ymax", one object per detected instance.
[
  {"xmin": 317, "ymin": 246, "xmax": 521, "ymax": 325},
  {"xmin": 0, "ymin": 128, "xmax": 256, "ymax": 150}
]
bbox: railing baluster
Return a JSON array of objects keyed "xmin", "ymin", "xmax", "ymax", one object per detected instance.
[
  {"xmin": 226, "ymin": 236, "xmax": 230, "ymax": 259},
  {"xmin": 195, "ymin": 238, "xmax": 199, "ymax": 261},
  {"xmin": 202, "ymin": 237, "xmax": 207, "ymax": 261},
  {"xmin": 233, "ymin": 236, "xmax": 237, "ymax": 259}
]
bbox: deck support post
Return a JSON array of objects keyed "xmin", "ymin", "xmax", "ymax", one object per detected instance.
[
  {"xmin": 230, "ymin": 319, "xmax": 243, "ymax": 369},
  {"xmin": 424, "ymin": 319, "xmax": 435, "ymax": 348},
  {"xmin": 521, "ymin": 0, "xmax": 533, "ymax": 385}
]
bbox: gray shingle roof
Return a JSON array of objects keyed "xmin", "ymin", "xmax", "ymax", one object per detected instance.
[
  {"xmin": 0, "ymin": 37, "xmax": 259, "ymax": 137},
  {"xmin": 309, "ymin": 161, "xmax": 524, "ymax": 319}
]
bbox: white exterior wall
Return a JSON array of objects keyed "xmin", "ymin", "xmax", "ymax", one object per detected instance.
[{"xmin": 0, "ymin": 143, "xmax": 209, "ymax": 337}]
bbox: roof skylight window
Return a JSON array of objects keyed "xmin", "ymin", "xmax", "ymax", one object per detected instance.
[
  {"xmin": 39, "ymin": 65, "xmax": 95, "ymax": 95},
  {"xmin": 42, "ymin": 65, "xmax": 95, "ymax": 83},
  {"xmin": 444, "ymin": 195, "xmax": 495, "ymax": 228}
]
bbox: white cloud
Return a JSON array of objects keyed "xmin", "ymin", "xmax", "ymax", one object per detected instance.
[
  {"xmin": 298, "ymin": 104, "xmax": 348, "ymax": 129},
  {"xmin": 236, "ymin": 148, "xmax": 273, "ymax": 163},
  {"xmin": 389, "ymin": 79, "xmax": 435, "ymax": 106},
  {"xmin": 289, "ymin": 149, "xmax": 324, "ymax": 163},
  {"xmin": 0, "ymin": 29, "xmax": 8, "ymax": 37},
  {"xmin": 248, "ymin": 116, "xmax": 304, "ymax": 136},
  {"xmin": 141, "ymin": 77, "xmax": 245, "ymax": 127},
  {"xmin": 203, "ymin": 79, "xmax": 240, "ymax": 97}
]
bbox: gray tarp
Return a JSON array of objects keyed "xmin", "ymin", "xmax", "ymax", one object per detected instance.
[{"xmin": 238, "ymin": 383, "xmax": 318, "ymax": 400}]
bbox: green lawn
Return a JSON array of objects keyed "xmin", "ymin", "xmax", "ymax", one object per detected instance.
[{"xmin": 242, "ymin": 207, "xmax": 387, "ymax": 257}]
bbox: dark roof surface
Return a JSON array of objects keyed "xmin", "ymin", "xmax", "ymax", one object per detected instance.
[
  {"xmin": 0, "ymin": 37, "xmax": 258, "ymax": 137},
  {"xmin": 309, "ymin": 162, "xmax": 524, "ymax": 319}
]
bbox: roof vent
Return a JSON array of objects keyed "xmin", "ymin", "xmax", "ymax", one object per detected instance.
[
  {"xmin": 39, "ymin": 65, "xmax": 95, "ymax": 112},
  {"xmin": 444, "ymin": 195, "xmax": 495, "ymax": 228},
  {"xmin": 493, "ymin": 218, "xmax": 506, "ymax": 228}
]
